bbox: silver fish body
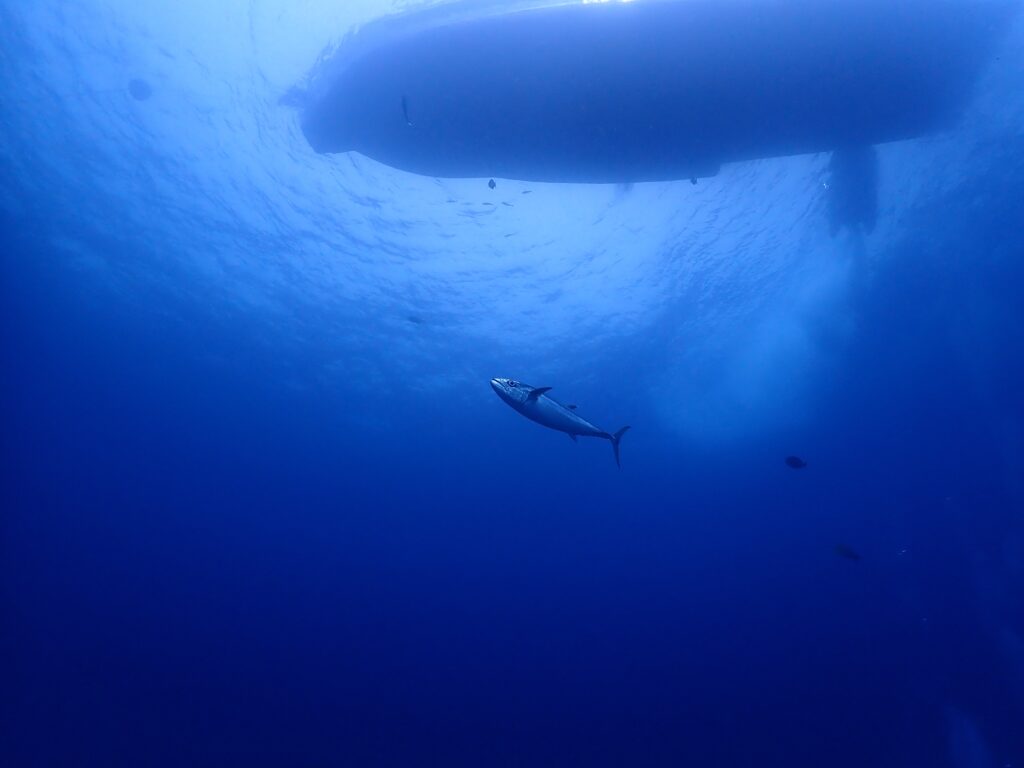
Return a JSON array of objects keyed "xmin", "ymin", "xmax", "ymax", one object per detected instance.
[{"xmin": 490, "ymin": 378, "xmax": 630, "ymax": 466}]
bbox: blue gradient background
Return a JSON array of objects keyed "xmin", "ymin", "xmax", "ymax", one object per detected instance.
[{"xmin": 1, "ymin": 2, "xmax": 1022, "ymax": 766}]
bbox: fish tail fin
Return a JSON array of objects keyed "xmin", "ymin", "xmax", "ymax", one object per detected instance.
[{"xmin": 610, "ymin": 426, "xmax": 630, "ymax": 468}]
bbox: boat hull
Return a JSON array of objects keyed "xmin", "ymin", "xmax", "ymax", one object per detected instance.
[{"xmin": 301, "ymin": 0, "xmax": 1016, "ymax": 182}]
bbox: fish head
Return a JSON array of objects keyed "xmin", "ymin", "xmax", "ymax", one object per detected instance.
[{"xmin": 490, "ymin": 377, "xmax": 528, "ymax": 406}]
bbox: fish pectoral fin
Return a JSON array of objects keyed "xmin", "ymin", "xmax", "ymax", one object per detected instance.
[
  {"xmin": 567, "ymin": 433, "xmax": 578, "ymax": 442},
  {"xmin": 567, "ymin": 404, "xmax": 577, "ymax": 410},
  {"xmin": 527, "ymin": 386, "xmax": 552, "ymax": 402}
]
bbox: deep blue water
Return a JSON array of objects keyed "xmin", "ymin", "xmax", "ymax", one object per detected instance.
[{"xmin": 2, "ymin": 2, "xmax": 1023, "ymax": 766}]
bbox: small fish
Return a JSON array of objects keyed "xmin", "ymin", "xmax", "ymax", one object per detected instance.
[
  {"xmin": 690, "ymin": 177, "xmax": 698, "ymax": 185},
  {"xmin": 488, "ymin": 179, "xmax": 496, "ymax": 190},
  {"xmin": 785, "ymin": 456, "xmax": 807, "ymax": 469},
  {"xmin": 834, "ymin": 544, "xmax": 862, "ymax": 562},
  {"xmin": 128, "ymin": 79, "xmax": 152, "ymax": 101},
  {"xmin": 490, "ymin": 378, "xmax": 630, "ymax": 467},
  {"xmin": 278, "ymin": 86, "xmax": 307, "ymax": 108},
  {"xmin": 401, "ymin": 95, "xmax": 413, "ymax": 126}
]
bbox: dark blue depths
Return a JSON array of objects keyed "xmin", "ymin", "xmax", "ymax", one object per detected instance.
[
  {"xmin": 4, "ymin": 172, "xmax": 1024, "ymax": 767},
  {"xmin": 2, "ymin": 6, "xmax": 1024, "ymax": 768}
]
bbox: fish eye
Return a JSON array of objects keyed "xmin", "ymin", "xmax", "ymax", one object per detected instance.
[{"xmin": 508, "ymin": 380, "xmax": 518, "ymax": 388}]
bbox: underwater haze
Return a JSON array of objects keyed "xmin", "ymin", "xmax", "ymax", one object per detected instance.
[{"xmin": 2, "ymin": 1, "xmax": 1024, "ymax": 766}]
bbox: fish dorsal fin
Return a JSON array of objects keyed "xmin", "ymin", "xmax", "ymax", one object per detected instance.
[
  {"xmin": 567, "ymin": 404, "xmax": 577, "ymax": 410},
  {"xmin": 527, "ymin": 386, "xmax": 552, "ymax": 402},
  {"xmin": 568, "ymin": 433, "xmax": 578, "ymax": 442}
]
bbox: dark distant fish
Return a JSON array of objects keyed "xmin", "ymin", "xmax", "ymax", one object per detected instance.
[
  {"xmin": 128, "ymin": 79, "xmax": 152, "ymax": 101},
  {"xmin": 785, "ymin": 456, "xmax": 807, "ymax": 469},
  {"xmin": 835, "ymin": 544, "xmax": 862, "ymax": 562},
  {"xmin": 488, "ymin": 178, "xmax": 496, "ymax": 190},
  {"xmin": 401, "ymin": 94, "xmax": 413, "ymax": 126},
  {"xmin": 490, "ymin": 378, "xmax": 630, "ymax": 467},
  {"xmin": 278, "ymin": 86, "xmax": 308, "ymax": 108}
]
